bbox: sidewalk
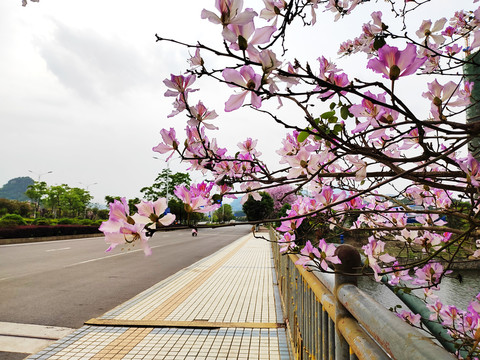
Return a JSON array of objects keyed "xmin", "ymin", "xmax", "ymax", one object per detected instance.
[{"xmin": 26, "ymin": 232, "xmax": 291, "ymax": 360}]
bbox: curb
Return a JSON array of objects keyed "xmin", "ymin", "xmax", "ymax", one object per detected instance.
[{"xmin": 0, "ymin": 233, "xmax": 104, "ymax": 245}]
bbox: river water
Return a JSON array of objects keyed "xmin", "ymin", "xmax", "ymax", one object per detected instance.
[{"xmin": 358, "ymin": 270, "xmax": 480, "ymax": 311}]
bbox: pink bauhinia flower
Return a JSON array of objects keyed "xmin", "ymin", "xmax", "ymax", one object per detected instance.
[
  {"xmin": 278, "ymin": 232, "xmax": 295, "ymax": 253},
  {"xmin": 350, "ymin": 91, "xmax": 398, "ymax": 137},
  {"xmin": 367, "ymin": 43, "xmax": 426, "ymax": 81},
  {"xmin": 276, "ymin": 212, "xmax": 304, "ymax": 232},
  {"xmin": 415, "ymin": 18, "xmax": 447, "ymax": 45},
  {"xmin": 163, "ymin": 74, "xmax": 197, "ymax": 98},
  {"xmin": 132, "ymin": 198, "xmax": 176, "ymax": 229},
  {"xmin": 238, "ymin": 137, "xmax": 262, "ymax": 157},
  {"xmin": 99, "ymin": 198, "xmax": 159, "ymax": 256},
  {"xmin": 258, "ymin": 49, "xmax": 282, "ymax": 75},
  {"xmin": 386, "ymin": 262, "xmax": 412, "ymax": 286},
  {"xmin": 260, "ymin": 0, "xmax": 286, "ymax": 23},
  {"xmin": 397, "ymin": 310, "xmax": 422, "ymax": 326},
  {"xmin": 427, "ymin": 300, "xmax": 444, "ymax": 321},
  {"xmin": 99, "ymin": 198, "xmax": 130, "ymax": 234},
  {"xmin": 317, "ymin": 239, "xmax": 341, "ymax": 271},
  {"xmin": 201, "ymin": 0, "xmax": 257, "ymax": 41},
  {"xmin": 345, "ymin": 155, "xmax": 367, "ymax": 182},
  {"xmin": 188, "ymin": 101, "xmax": 219, "ymax": 130},
  {"xmin": 188, "ymin": 48, "xmax": 204, "ymax": 69},
  {"xmin": 174, "ymin": 184, "xmax": 220, "ymax": 213},
  {"xmin": 239, "ymin": 182, "xmax": 262, "ymax": 204},
  {"xmin": 412, "ymin": 262, "xmax": 446, "ymax": 288},
  {"xmin": 153, "ymin": 128, "xmax": 179, "ymax": 161},
  {"xmin": 226, "ymin": 21, "xmax": 276, "ymax": 60},
  {"xmin": 104, "ymin": 222, "xmax": 152, "ymax": 256},
  {"xmin": 285, "ymin": 148, "xmax": 311, "ymax": 179},
  {"xmin": 458, "ymin": 153, "xmax": 480, "ymax": 187},
  {"xmin": 295, "ymin": 240, "xmax": 321, "ymax": 268},
  {"xmin": 422, "ymin": 79, "xmax": 471, "ymax": 120},
  {"xmin": 222, "ymin": 65, "xmax": 262, "ymax": 111}
]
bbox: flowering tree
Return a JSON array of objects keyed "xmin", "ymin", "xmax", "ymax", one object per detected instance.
[
  {"xmin": 24, "ymin": 0, "xmax": 480, "ymax": 357},
  {"xmin": 152, "ymin": 1, "xmax": 480, "ymax": 357}
]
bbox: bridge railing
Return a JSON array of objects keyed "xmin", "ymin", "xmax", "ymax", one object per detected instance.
[{"xmin": 269, "ymin": 229, "xmax": 456, "ymax": 360}]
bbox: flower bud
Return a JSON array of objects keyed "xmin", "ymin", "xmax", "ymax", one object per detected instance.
[
  {"xmin": 389, "ymin": 65, "xmax": 401, "ymax": 80},
  {"xmin": 238, "ymin": 35, "xmax": 248, "ymax": 51},
  {"xmin": 433, "ymin": 96, "xmax": 442, "ymax": 106}
]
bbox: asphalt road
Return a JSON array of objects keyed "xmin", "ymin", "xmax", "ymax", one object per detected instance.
[{"xmin": 0, "ymin": 225, "xmax": 251, "ymax": 359}]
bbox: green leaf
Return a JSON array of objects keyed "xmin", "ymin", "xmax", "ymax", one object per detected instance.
[
  {"xmin": 321, "ymin": 110, "xmax": 336, "ymax": 120},
  {"xmin": 340, "ymin": 106, "xmax": 350, "ymax": 120},
  {"xmin": 333, "ymin": 124, "xmax": 343, "ymax": 135},
  {"xmin": 297, "ymin": 131, "xmax": 309, "ymax": 143},
  {"xmin": 329, "ymin": 102, "xmax": 336, "ymax": 110}
]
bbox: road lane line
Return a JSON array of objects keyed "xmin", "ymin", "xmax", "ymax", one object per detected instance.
[
  {"xmin": 0, "ymin": 244, "xmax": 168, "ymax": 282},
  {"xmin": 45, "ymin": 247, "xmax": 71, "ymax": 252}
]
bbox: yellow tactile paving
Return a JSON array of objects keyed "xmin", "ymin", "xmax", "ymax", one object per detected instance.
[
  {"xmin": 143, "ymin": 235, "xmax": 251, "ymax": 321},
  {"xmin": 26, "ymin": 232, "xmax": 291, "ymax": 360},
  {"xmin": 98, "ymin": 235, "xmax": 252, "ymax": 322},
  {"xmin": 164, "ymin": 240, "xmax": 275, "ymax": 323},
  {"xmin": 96, "ymin": 233, "xmax": 279, "ymax": 325}
]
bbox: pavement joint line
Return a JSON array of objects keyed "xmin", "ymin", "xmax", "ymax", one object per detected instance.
[{"xmin": 84, "ymin": 319, "xmax": 286, "ymax": 329}]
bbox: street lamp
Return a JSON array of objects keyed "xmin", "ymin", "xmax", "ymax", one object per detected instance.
[
  {"xmin": 79, "ymin": 182, "xmax": 98, "ymax": 219},
  {"xmin": 28, "ymin": 170, "xmax": 53, "ymax": 181},
  {"xmin": 27, "ymin": 170, "xmax": 53, "ymax": 218},
  {"xmin": 153, "ymin": 157, "xmax": 170, "ymax": 202},
  {"xmin": 79, "ymin": 182, "xmax": 98, "ymax": 191}
]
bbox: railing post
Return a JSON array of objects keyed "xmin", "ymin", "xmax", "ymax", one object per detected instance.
[{"xmin": 333, "ymin": 244, "xmax": 362, "ymax": 360}]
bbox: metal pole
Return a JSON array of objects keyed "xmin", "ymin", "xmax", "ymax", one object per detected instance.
[
  {"xmin": 464, "ymin": 50, "xmax": 480, "ymax": 159},
  {"xmin": 333, "ymin": 244, "xmax": 362, "ymax": 360}
]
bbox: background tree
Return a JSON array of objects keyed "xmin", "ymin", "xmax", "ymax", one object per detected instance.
[
  {"xmin": 46, "ymin": 184, "xmax": 67, "ymax": 218},
  {"xmin": 213, "ymin": 203, "xmax": 234, "ymax": 223},
  {"xmin": 0, "ymin": 198, "xmax": 32, "ymax": 217},
  {"xmin": 140, "ymin": 169, "xmax": 191, "ymax": 201},
  {"xmin": 242, "ymin": 192, "xmax": 274, "ymax": 222},
  {"xmin": 25, "ymin": 181, "xmax": 48, "ymax": 218},
  {"xmin": 265, "ymin": 185, "xmax": 297, "ymax": 217},
  {"xmin": 61, "ymin": 187, "xmax": 92, "ymax": 218}
]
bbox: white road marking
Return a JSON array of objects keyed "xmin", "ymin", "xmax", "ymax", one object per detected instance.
[
  {"xmin": 0, "ymin": 244, "xmax": 165, "ymax": 282},
  {"xmin": 45, "ymin": 247, "xmax": 71, "ymax": 252},
  {"xmin": 0, "ymin": 236, "xmax": 103, "ymax": 247},
  {"xmin": 65, "ymin": 243, "xmax": 165, "ymax": 267}
]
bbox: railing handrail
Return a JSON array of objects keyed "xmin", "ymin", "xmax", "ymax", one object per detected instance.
[{"xmin": 270, "ymin": 228, "xmax": 456, "ymax": 360}]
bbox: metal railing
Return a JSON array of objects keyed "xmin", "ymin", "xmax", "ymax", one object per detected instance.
[{"xmin": 269, "ymin": 229, "xmax": 456, "ymax": 360}]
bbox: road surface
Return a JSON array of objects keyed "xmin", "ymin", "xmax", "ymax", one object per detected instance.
[{"xmin": 0, "ymin": 225, "xmax": 251, "ymax": 359}]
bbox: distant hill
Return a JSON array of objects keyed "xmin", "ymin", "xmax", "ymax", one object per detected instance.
[
  {"xmin": 0, "ymin": 177, "xmax": 34, "ymax": 201},
  {"xmin": 229, "ymin": 198, "xmax": 246, "ymax": 217},
  {"xmin": 229, "ymin": 197, "xmax": 243, "ymax": 212}
]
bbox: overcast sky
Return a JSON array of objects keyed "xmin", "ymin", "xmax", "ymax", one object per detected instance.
[{"xmin": 0, "ymin": 0, "xmax": 465, "ymax": 205}]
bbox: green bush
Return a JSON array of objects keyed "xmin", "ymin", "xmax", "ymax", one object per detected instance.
[
  {"xmin": 57, "ymin": 218, "xmax": 74, "ymax": 225},
  {"xmin": 93, "ymin": 219, "xmax": 104, "ymax": 227},
  {"xmin": 79, "ymin": 219, "xmax": 93, "ymax": 226},
  {"xmin": 32, "ymin": 217, "xmax": 50, "ymax": 225},
  {"xmin": 1, "ymin": 214, "xmax": 27, "ymax": 226},
  {"xmin": 0, "ymin": 219, "xmax": 19, "ymax": 227}
]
